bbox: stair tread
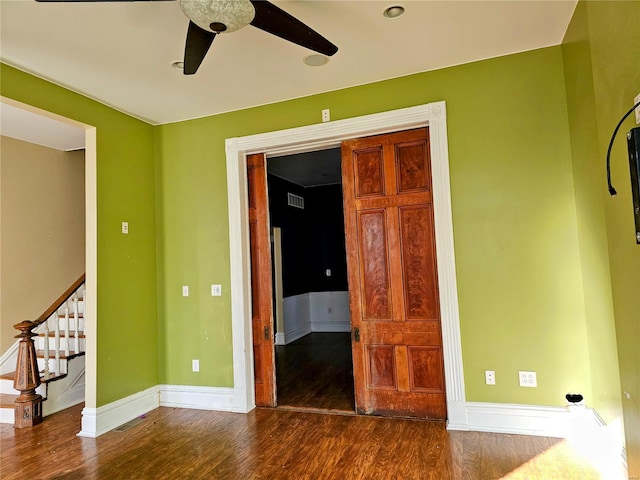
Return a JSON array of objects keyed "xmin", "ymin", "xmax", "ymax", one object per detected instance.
[
  {"xmin": 57, "ymin": 313, "xmax": 84, "ymax": 317},
  {"xmin": 39, "ymin": 331, "xmax": 86, "ymax": 338},
  {"xmin": 1, "ymin": 370, "xmax": 69, "ymax": 383},
  {"xmin": 36, "ymin": 350, "xmax": 86, "ymax": 360},
  {"xmin": 0, "ymin": 394, "xmax": 19, "ymax": 408}
]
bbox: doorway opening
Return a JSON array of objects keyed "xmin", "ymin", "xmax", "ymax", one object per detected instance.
[
  {"xmin": 266, "ymin": 148, "xmax": 355, "ymax": 413},
  {"xmin": 226, "ymin": 102, "xmax": 465, "ymax": 426},
  {"xmin": 0, "ymin": 96, "xmax": 97, "ymax": 435}
]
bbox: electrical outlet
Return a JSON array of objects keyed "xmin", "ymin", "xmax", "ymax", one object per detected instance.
[
  {"xmin": 122, "ymin": 221, "xmax": 129, "ymax": 234},
  {"xmin": 519, "ymin": 370, "xmax": 537, "ymax": 387},
  {"xmin": 182, "ymin": 285, "xmax": 189, "ymax": 297},
  {"xmin": 322, "ymin": 109, "xmax": 330, "ymax": 122},
  {"xmin": 635, "ymin": 93, "xmax": 640, "ymax": 124},
  {"xmin": 192, "ymin": 359, "xmax": 199, "ymax": 372},
  {"xmin": 211, "ymin": 284, "xmax": 222, "ymax": 296},
  {"xmin": 485, "ymin": 370, "xmax": 496, "ymax": 385}
]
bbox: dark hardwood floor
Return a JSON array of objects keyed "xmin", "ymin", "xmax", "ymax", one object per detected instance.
[
  {"xmin": 275, "ymin": 332, "xmax": 355, "ymax": 412},
  {"xmin": 0, "ymin": 403, "xmax": 611, "ymax": 479}
]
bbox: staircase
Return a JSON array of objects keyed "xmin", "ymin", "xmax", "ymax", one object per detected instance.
[{"xmin": 0, "ymin": 276, "xmax": 86, "ymax": 424}]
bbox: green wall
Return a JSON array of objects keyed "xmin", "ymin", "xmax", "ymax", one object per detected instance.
[
  {"xmin": 1, "ymin": 64, "xmax": 159, "ymax": 406},
  {"xmin": 156, "ymin": 46, "xmax": 594, "ymax": 408},
  {"xmin": 563, "ymin": 1, "xmax": 640, "ymax": 474},
  {"xmin": 3, "ymin": 12, "xmax": 633, "ymax": 459}
]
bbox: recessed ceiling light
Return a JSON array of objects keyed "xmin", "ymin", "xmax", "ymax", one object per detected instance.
[
  {"xmin": 303, "ymin": 54, "xmax": 329, "ymax": 67},
  {"xmin": 383, "ymin": 5, "xmax": 405, "ymax": 19},
  {"xmin": 172, "ymin": 61, "xmax": 184, "ymax": 71}
]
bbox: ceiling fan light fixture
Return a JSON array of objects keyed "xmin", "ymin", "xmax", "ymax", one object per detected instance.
[
  {"xmin": 180, "ymin": 0, "xmax": 255, "ymax": 33},
  {"xmin": 303, "ymin": 54, "xmax": 329, "ymax": 67},
  {"xmin": 383, "ymin": 5, "xmax": 405, "ymax": 19}
]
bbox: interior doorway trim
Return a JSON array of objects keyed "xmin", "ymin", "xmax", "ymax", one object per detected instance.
[
  {"xmin": 225, "ymin": 102, "xmax": 467, "ymax": 428},
  {"xmin": 0, "ymin": 96, "xmax": 98, "ymax": 423}
]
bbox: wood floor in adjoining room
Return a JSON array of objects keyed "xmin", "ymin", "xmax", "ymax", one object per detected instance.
[
  {"xmin": 1, "ymin": 403, "xmax": 609, "ymax": 480},
  {"xmin": 276, "ymin": 332, "xmax": 355, "ymax": 412}
]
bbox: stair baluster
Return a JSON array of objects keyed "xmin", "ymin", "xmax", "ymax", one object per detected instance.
[
  {"xmin": 82, "ymin": 287, "xmax": 86, "ymax": 331},
  {"xmin": 64, "ymin": 305, "xmax": 70, "ymax": 358},
  {"xmin": 43, "ymin": 317, "xmax": 50, "ymax": 379},
  {"xmin": 54, "ymin": 311, "xmax": 60, "ymax": 376},
  {"xmin": 73, "ymin": 293, "xmax": 80, "ymax": 354}
]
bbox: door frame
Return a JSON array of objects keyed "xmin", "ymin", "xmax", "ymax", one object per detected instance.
[
  {"xmin": 1, "ymin": 96, "xmax": 98, "ymax": 431},
  {"xmin": 225, "ymin": 102, "xmax": 467, "ymax": 428}
]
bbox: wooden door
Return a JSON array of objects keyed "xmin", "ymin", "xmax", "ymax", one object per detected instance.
[
  {"xmin": 342, "ymin": 128, "xmax": 446, "ymax": 419},
  {"xmin": 247, "ymin": 153, "xmax": 276, "ymax": 407}
]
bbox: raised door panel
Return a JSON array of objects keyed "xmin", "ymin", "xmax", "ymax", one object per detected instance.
[
  {"xmin": 354, "ymin": 147, "xmax": 385, "ymax": 198},
  {"xmin": 398, "ymin": 205, "xmax": 439, "ymax": 321},
  {"xmin": 366, "ymin": 345, "xmax": 396, "ymax": 389},
  {"xmin": 358, "ymin": 210, "xmax": 392, "ymax": 320},
  {"xmin": 395, "ymin": 141, "xmax": 430, "ymax": 193},
  {"xmin": 408, "ymin": 346, "xmax": 444, "ymax": 392}
]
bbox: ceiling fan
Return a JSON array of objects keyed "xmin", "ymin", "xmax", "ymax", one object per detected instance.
[{"xmin": 34, "ymin": 0, "xmax": 339, "ymax": 75}]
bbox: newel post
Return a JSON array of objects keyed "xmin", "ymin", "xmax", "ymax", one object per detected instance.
[{"xmin": 13, "ymin": 321, "xmax": 42, "ymax": 428}]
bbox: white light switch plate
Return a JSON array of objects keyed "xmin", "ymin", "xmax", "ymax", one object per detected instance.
[
  {"xmin": 182, "ymin": 285, "xmax": 189, "ymax": 297},
  {"xmin": 211, "ymin": 284, "xmax": 222, "ymax": 296}
]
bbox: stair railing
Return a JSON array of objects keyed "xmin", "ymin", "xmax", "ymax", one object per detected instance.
[{"xmin": 13, "ymin": 274, "xmax": 86, "ymax": 428}]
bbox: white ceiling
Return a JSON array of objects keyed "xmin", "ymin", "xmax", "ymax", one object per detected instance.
[
  {"xmin": 0, "ymin": 0, "xmax": 578, "ymax": 126},
  {"xmin": 0, "ymin": 102, "xmax": 85, "ymax": 150}
]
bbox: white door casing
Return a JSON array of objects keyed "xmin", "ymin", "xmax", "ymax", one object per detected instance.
[{"xmin": 225, "ymin": 102, "xmax": 468, "ymax": 429}]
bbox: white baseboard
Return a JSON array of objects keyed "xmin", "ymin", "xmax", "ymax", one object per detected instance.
[
  {"xmin": 76, "ymin": 384, "xmax": 242, "ymax": 437},
  {"xmin": 0, "ymin": 407, "xmax": 15, "ymax": 424},
  {"xmin": 450, "ymin": 402, "xmax": 627, "ymax": 477},
  {"xmin": 284, "ymin": 324, "xmax": 312, "ymax": 344},
  {"xmin": 159, "ymin": 385, "xmax": 234, "ymax": 412},
  {"xmin": 455, "ymin": 402, "xmax": 602, "ymax": 438},
  {"xmin": 78, "ymin": 385, "xmax": 160, "ymax": 438}
]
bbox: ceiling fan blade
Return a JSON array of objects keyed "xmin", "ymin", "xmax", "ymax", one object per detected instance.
[
  {"xmin": 184, "ymin": 21, "xmax": 216, "ymax": 75},
  {"xmin": 250, "ymin": 1, "xmax": 337, "ymax": 57}
]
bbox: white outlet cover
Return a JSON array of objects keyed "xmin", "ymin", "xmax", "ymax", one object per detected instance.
[
  {"xmin": 121, "ymin": 221, "xmax": 128, "ymax": 234},
  {"xmin": 519, "ymin": 370, "xmax": 537, "ymax": 387},
  {"xmin": 192, "ymin": 359, "xmax": 199, "ymax": 372},
  {"xmin": 485, "ymin": 370, "xmax": 496, "ymax": 385},
  {"xmin": 211, "ymin": 284, "xmax": 222, "ymax": 296}
]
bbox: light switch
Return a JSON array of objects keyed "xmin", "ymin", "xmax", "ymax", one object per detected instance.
[
  {"xmin": 211, "ymin": 284, "xmax": 222, "ymax": 296},
  {"xmin": 182, "ymin": 285, "xmax": 189, "ymax": 297}
]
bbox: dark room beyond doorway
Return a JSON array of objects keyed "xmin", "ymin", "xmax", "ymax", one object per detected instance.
[{"xmin": 267, "ymin": 148, "xmax": 354, "ymax": 413}]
